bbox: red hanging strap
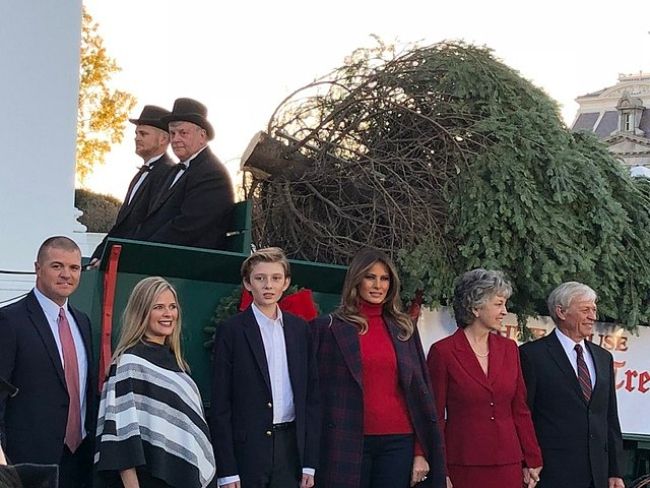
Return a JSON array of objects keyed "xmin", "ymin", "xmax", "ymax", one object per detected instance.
[{"xmin": 98, "ymin": 244, "xmax": 122, "ymax": 393}]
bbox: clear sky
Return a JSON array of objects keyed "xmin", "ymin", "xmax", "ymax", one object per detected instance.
[{"xmin": 83, "ymin": 0, "xmax": 650, "ymax": 199}]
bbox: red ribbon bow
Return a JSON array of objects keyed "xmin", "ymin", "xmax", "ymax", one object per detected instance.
[{"xmin": 239, "ymin": 288, "xmax": 319, "ymax": 321}]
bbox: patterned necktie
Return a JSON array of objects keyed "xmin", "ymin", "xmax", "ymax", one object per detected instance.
[
  {"xmin": 58, "ymin": 307, "xmax": 82, "ymax": 452},
  {"xmin": 574, "ymin": 344, "xmax": 592, "ymax": 402}
]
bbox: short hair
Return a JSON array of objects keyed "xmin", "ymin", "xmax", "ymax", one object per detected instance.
[
  {"xmin": 241, "ymin": 247, "xmax": 290, "ymax": 282},
  {"xmin": 169, "ymin": 120, "xmax": 206, "ymax": 137},
  {"xmin": 452, "ymin": 268, "xmax": 512, "ymax": 328},
  {"xmin": 112, "ymin": 276, "xmax": 187, "ymax": 371},
  {"xmin": 36, "ymin": 236, "xmax": 80, "ymax": 263},
  {"xmin": 547, "ymin": 282, "xmax": 597, "ymax": 325}
]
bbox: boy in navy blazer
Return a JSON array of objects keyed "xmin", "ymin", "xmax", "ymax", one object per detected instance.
[{"xmin": 210, "ymin": 247, "xmax": 320, "ymax": 488}]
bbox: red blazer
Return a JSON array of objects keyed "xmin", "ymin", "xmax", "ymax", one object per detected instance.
[{"xmin": 427, "ymin": 329, "xmax": 541, "ymax": 468}]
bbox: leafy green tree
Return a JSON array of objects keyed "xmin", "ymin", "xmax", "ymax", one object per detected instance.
[
  {"xmin": 251, "ymin": 41, "xmax": 650, "ymax": 329},
  {"xmin": 76, "ymin": 6, "xmax": 136, "ymax": 183}
]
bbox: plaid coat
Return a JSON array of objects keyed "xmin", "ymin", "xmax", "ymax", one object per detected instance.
[{"xmin": 311, "ymin": 314, "xmax": 446, "ymax": 488}]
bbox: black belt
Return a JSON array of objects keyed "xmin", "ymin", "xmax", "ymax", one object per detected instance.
[{"xmin": 272, "ymin": 421, "xmax": 295, "ymax": 431}]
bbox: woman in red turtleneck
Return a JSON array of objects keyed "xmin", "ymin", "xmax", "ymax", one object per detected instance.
[{"xmin": 311, "ymin": 248, "xmax": 446, "ymax": 488}]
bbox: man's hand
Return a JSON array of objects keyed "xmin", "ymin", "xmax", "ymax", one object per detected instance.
[
  {"xmin": 222, "ymin": 482, "xmax": 241, "ymax": 488},
  {"xmin": 410, "ymin": 455, "xmax": 429, "ymax": 486},
  {"xmin": 300, "ymin": 473, "xmax": 315, "ymax": 488},
  {"xmin": 87, "ymin": 258, "xmax": 100, "ymax": 270},
  {"xmin": 608, "ymin": 477, "xmax": 625, "ymax": 488}
]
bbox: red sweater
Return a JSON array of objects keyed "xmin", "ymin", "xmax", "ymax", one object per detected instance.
[{"xmin": 359, "ymin": 301, "xmax": 423, "ymax": 455}]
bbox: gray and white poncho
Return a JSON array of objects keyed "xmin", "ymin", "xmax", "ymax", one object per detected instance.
[{"xmin": 95, "ymin": 342, "xmax": 216, "ymax": 488}]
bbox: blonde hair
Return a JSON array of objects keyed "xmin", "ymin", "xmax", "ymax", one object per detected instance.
[
  {"xmin": 112, "ymin": 276, "xmax": 188, "ymax": 371},
  {"xmin": 241, "ymin": 247, "xmax": 291, "ymax": 283},
  {"xmin": 334, "ymin": 248, "xmax": 414, "ymax": 340}
]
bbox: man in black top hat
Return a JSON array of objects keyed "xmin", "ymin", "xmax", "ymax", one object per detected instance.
[
  {"xmin": 89, "ymin": 104, "xmax": 175, "ymax": 266},
  {"xmin": 133, "ymin": 97, "xmax": 235, "ymax": 250}
]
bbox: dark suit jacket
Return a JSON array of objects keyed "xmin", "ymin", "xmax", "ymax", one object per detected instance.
[
  {"xmin": 310, "ymin": 314, "xmax": 446, "ymax": 488},
  {"xmin": 427, "ymin": 329, "xmax": 541, "ymax": 469},
  {"xmin": 0, "ymin": 291, "xmax": 97, "ymax": 465},
  {"xmin": 210, "ymin": 307, "xmax": 320, "ymax": 484},
  {"xmin": 519, "ymin": 329, "xmax": 623, "ymax": 488},
  {"xmin": 91, "ymin": 152, "xmax": 174, "ymax": 261},
  {"xmin": 134, "ymin": 146, "xmax": 234, "ymax": 250}
]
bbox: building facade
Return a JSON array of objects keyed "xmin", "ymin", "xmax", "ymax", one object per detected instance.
[{"xmin": 572, "ymin": 73, "xmax": 650, "ymax": 168}]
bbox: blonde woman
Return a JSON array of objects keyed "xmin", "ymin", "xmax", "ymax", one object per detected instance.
[{"xmin": 95, "ymin": 277, "xmax": 216, "ymax": 488}]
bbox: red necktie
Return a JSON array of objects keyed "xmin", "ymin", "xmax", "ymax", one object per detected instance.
[
  {"xmin": 58, "ymin": 307, "xmax": 82, "ymax": 452},
  {"xmin": 574, "ymin": 344, "xmax": 592, "ymax": 402}
]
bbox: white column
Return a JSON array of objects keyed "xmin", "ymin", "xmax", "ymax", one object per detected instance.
[{"xmin": 0, "ymin": 0, "xmax": 82, "ymax": 301}]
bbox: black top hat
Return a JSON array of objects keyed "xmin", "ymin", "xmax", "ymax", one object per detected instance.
[
  {"xmin": 162, "ymin": 98, "xmax": 214, "ymax": 140},
  {"xmin": 128, "ymin": 105, "xmax": 171, "ymax": 132}
]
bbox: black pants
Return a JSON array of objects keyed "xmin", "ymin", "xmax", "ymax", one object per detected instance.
[
  {"xmin": 59, "ymin": 438, "xmax": 93, "ymax": 488},
  {"xmin": 360, "ymin": 434, "xmax": 414, "ymax": 488},
  {"xmin": 255, "ymin": 423, "xmax": 301, "ymax": 488}
]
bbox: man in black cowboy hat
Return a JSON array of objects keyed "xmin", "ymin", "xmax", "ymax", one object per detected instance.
[
  {"xmin": 89, "ymin": 104, "xmax": 175, "ymax": 266},
  {"xmin": 133, "ymin": 97, "xmax": 234, "ymax": 250}
]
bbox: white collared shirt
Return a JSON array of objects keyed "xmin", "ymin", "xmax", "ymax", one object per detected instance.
[
  {"xmin": 127, "ymin": 153, "xmax": 164, "ymax": 204},
  {"xmin": 554, "ymin": 327, "xmax": 596, "ymax": 388},
  {"xmin": 251, "ymin": 302, "xmax": 295, "ymax": 424},
  {"xmin": 169, "ymin": 145, "xmax": 207, "ymax": 188},
  {"xmin": 33, "ymin": 286, "xmax": 88, "ymax": 438}
]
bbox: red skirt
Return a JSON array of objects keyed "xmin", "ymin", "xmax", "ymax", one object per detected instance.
[{"xmin": 448, "ymin": 463, "xmax": 523, "ymax": 488}]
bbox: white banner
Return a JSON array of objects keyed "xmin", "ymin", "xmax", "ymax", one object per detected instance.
[{"xmin": 417, "ymin": 307, "xmax": 650, "ymax": 437}]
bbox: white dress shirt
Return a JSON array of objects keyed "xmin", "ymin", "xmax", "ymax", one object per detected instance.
[
  {"xmin": 33, "ymin": 286, "xmax": 88, "ymax": 438},
  {"xmin": 169, "ymin": 145, "xmax": 207, "ymax": 188},
  {"xmin": 127, "ymin": 153, "xmax": 164, "ymax": 204},
  {"xmin": 554, "ymin": 327, "xmax": 596, "ymax": 388}
]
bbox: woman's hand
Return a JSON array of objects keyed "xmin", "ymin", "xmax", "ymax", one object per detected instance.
[
  {"xmin": 0, "ymin": 445, "xmax": 7, "ymax": 465},
  {"xmin": 446, "ymin": 475, "xmax": 453, "ymax": 488},
  {"xmin": 523, "ymin": 466, "xmax": 542, "ymax": 488},
  {"xmin": 119, "ymin": 468, "xmax": 140, "ymax": 488},
  {"xmin": 410, "ymin": 455, "xmax": 429, "ymax": 486}
]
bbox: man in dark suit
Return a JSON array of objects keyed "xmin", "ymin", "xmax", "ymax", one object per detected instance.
[
  {"xmin": 0, "ymin": 236, "xmax": 97, "ymax": 487},
  {"xmin": 133, "ymin": 97, "xmax": 234, "ymax": 249},
  {"xmin": 89, "ymin": 104, "xmax": 175, "ymax": 266},
  {"xmin": 211, "ymin": 248, "xmax": 320, "ymax": 488},
  {"xmin": 520, "ymin": 282, "xmax": 625, "ymax": 488}
]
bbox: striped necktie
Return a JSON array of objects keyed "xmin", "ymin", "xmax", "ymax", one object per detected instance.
[{"xmin": 574, "ymin": 344, "xmax": 592, "ymax": 402}]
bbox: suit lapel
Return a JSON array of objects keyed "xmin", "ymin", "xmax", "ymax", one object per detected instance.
[
  {"xmin": 242, "ymin": 307, "xmax": 272, "ymax": 393},
  {"xmin": 331, "ymin": 318, "xmax": 363, "ymax": 389},
  {"xmin": 26, "ymin": 293, "xmax": 66, "ymax": 389},
  {"xmin": 487, "ymin": 332, "xmax": 506, "ymax": 386},
  {"xmin": 451, "ymin": 328, "xmax": 492, "ymax": 392},
  {"xmin": 282, "ymin": 314, "xmax": 301, "ymax": 396},
  {"xmin": 149, "ymin": 149, "xmax": 206, "ymax": 214},
  {"xmin": 386, "ymin": 318, "xmax": 413, "ymax": 391},
  {"xmin": 585, "ymin": 341, "xmax": 605, "ymax": 400},
  {"xmin": 546, "ymin": 330, "xmax": 586, "ymax": 402},
  {"xmin": 115, "ymin": 167, "xmax": 145, "ymax": 225}
]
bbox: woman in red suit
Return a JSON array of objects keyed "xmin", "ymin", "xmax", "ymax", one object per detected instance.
[{"xmin": 427, "ymin": 269, "xmax": 542, "ymax": 488}]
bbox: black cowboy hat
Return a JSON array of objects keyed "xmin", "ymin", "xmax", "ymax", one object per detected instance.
[
  {"xmin": 162, "ymin": 98, "xmax": 214, "ymax": 140},
  {"xmin": 128, "ymin": 105, "xmax": 171, "ymax": 132}
]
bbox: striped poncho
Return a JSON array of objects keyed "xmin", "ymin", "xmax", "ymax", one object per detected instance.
[{"xmin": 95, "ymin": 342, "xmax": 216, "ymax": 488}]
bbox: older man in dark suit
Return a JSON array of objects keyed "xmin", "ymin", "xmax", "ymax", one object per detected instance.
[
  {"xmin": 89, "ymin": 104, "xmax": 175, "ymax": 266},
  {"xmin": 520, "ymin": 282, "xmax": 625, "ymax": 488},
  {"xmin": 0, "ymin": 236, "xmax": 97, "ymax": 488},
  {"xmin": 133, "ymin": 97, "xmax": 234, "ymax": 249}
]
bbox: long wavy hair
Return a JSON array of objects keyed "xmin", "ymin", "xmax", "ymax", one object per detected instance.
[
  {"xmin": 334, "ymin": 248, "xmax": 414, "ymax": 340},
  {"xmin": 112, "ymin": 276, "xmax": 188, "ymax": 371}
]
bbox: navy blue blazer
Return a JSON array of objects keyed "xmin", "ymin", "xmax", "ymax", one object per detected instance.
[
  {"xmin": 210, "ymin": 306, "xmax": 320, "ymax": 484},
  {"xmin": 0, "ymin": 291, "xmax": 97, "ymax": 465},
  {"xmin": 520, "ymin": 330, "xmax": 623, "ymax": 488}
]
